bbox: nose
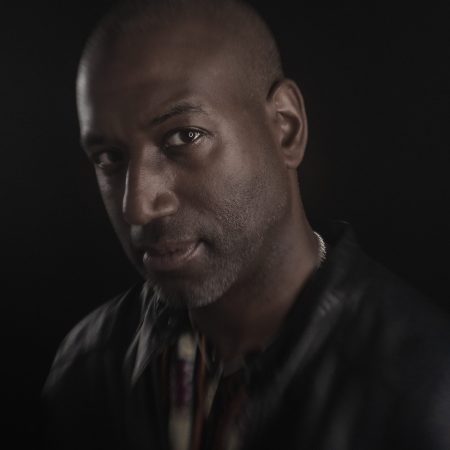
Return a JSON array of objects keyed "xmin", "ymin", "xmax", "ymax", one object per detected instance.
[{"xmin": 122, "ymin": 159, "xmax": 179, "ymax": 226}]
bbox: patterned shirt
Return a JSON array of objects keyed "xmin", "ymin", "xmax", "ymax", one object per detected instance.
[{"xmin": 166, "ymin": 332, "xmax": 247, "ymax": 450}]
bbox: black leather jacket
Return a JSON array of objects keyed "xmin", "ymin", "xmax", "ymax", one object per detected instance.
[{"xmin": 43, "ymin": 223, "xmax": 450, "ymax": 449}]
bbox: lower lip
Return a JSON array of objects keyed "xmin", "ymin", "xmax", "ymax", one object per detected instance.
[{"xmin": 142, "ymin": 241, "xmax": 202, "ymax": 272}]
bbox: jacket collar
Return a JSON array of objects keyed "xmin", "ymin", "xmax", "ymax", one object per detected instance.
[{"xmin": 244, "ymin": 221, "xmax": 371, "ymax": 394}]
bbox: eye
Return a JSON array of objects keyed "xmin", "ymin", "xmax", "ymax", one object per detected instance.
[
  {"xmin": 92, "ymin": 150, "xmax": 125, "ymax": 171},
  {"xmin": 163, "ymin": 128, "xmax": 204, "ymax": 149}
]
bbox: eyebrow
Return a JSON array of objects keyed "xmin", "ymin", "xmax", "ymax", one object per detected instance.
[
  {"xmin": 81, "ymin": 102, "xmax": 207, "ymax": 150},
  {"xmin": 147, "ymin": 102, "xmax": 207, "ymax": 127}
]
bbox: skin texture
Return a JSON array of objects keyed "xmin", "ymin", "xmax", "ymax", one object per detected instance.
[{"xmin": 77, "ymin": 4, "xmax": 319, "ymax": 363}]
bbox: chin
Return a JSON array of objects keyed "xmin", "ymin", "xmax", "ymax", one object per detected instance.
[
  {"xmin": 151, "ymin": 269, "xmax": 238, "ymax": 310},
  {"xmin": 153, "ymin": 280, "xmax": 220, "ymax": 310}
]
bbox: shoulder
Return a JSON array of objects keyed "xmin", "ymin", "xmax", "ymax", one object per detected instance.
[
  {"xmin": 319, "ymin": 222, "xmax": 450, "ymax": 354},
  {"xmin": 43, "ymin": 283, "xmax": 146, "ymax": 396},
  {"xmin": 321, "ymin": 221, "xmax": 450, "ymax": 391},
  {"xmin": 42, "ymin": 283, "xmax": 153, "ymax": 449},
  {"xmin": 347, "ymin": 257, "xmax": 450, "ymax": 357},
  {"xmin": 332, "ymin": 236, "xmax": 450, "ymax": 365},
  {"xmin": 335, "ymin": 246, "xmax": 450, "ymax": 444},
  {"xmin": 371, "ymin": 269, "xmax": 450, "ymax": 447},
  {"xmin": 319, "ymin": 225, "xmax": 450, "ymax": 445}
]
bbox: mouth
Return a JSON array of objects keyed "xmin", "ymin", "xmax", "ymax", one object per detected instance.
[{"xmin": 142, "ymin": 240, "xmax": 202, "ymax": 273}]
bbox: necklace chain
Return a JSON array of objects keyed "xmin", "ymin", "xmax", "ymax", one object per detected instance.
[{"xmin": 313, "ymin": 231, "xmax": 327, "ymax": 267}]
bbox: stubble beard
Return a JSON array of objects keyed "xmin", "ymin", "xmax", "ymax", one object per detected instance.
[{"xmin": 148, "ymin": 233, "xmax": 259, "ymax": 310}]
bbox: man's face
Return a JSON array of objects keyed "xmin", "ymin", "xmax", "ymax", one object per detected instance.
[{"xmin": 78, "ymin": 19, "xmax": 292, "ymax": 308}]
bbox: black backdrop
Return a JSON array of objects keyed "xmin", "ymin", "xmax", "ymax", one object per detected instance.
[{"xmin": 1, "ymin": 1, "xmax": 449, "ymax": 447}]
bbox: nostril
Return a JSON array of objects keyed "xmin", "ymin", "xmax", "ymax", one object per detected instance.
[
  {"xmin": 154, "ymin": 191, "xmax": 180, "ymax": 214},
  {"xmin": 122, "ymin": 189, "xmax": 180, "ymax": 226}
]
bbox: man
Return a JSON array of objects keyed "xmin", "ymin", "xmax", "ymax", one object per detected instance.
[{"xmin": 43, "ymin": 1, "xmax": 450, "ymax": 449}]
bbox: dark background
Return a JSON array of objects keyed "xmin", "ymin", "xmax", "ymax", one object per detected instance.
[{"xmin": 1, "ymin": 1, "xmax": 449, "ymax": 447}]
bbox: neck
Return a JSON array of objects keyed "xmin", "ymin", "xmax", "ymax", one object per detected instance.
[{"xmin": 188, "ymin": 197, "xmax": 319, "ymax": 368}]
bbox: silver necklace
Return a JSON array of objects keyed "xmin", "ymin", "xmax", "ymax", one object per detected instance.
[{"xmin": 313, "ymin": 231, "xmax": 327, "ymax": 267}]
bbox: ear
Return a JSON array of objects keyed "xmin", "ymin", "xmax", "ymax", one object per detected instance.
[{"xmin": 267, "ymin": 79, "xmax": 308, "ymax": 169}]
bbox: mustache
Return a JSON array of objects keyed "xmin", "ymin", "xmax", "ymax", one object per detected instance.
[{"xmin": 130, "ymin": 214, "xmax": 209, "ymax": 248}]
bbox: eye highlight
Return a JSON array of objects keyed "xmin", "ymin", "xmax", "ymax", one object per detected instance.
[{"xmin": 163, "ymin": 128, "xmax": 205, "ymax": 149}]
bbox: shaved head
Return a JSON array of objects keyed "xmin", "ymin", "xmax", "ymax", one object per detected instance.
[
  {"xmin": 80, "ymin": 0, "xmax": 284, "ymax": 100},
  {"xmin": 76, "ymin": 0, "xmax": 309, "ymax": 308}
]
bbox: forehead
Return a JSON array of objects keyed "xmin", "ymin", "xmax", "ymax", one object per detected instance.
[{"xmin": 77, "ymin": 18, "xmax": 249, "ymax": 124}]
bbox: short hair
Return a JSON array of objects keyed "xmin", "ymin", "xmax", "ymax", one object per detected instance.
[{"xmin": 82, "ymin": 0, "xmax": 284, "ymax": 97}]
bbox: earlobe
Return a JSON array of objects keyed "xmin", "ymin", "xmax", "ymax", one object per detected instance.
[{"xmin": 268, "ymin": 79, "xmax": 308, "ymax": 169}]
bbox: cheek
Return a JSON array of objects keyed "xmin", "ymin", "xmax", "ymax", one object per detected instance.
[{"xmin": 197, "ymin": 144, "xmax": 288, "ymax": 235}]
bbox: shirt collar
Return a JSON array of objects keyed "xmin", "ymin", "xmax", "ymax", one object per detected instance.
[{"xmin": 124, "ymin": 281, "xmax": 189, "ymax": 386}]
